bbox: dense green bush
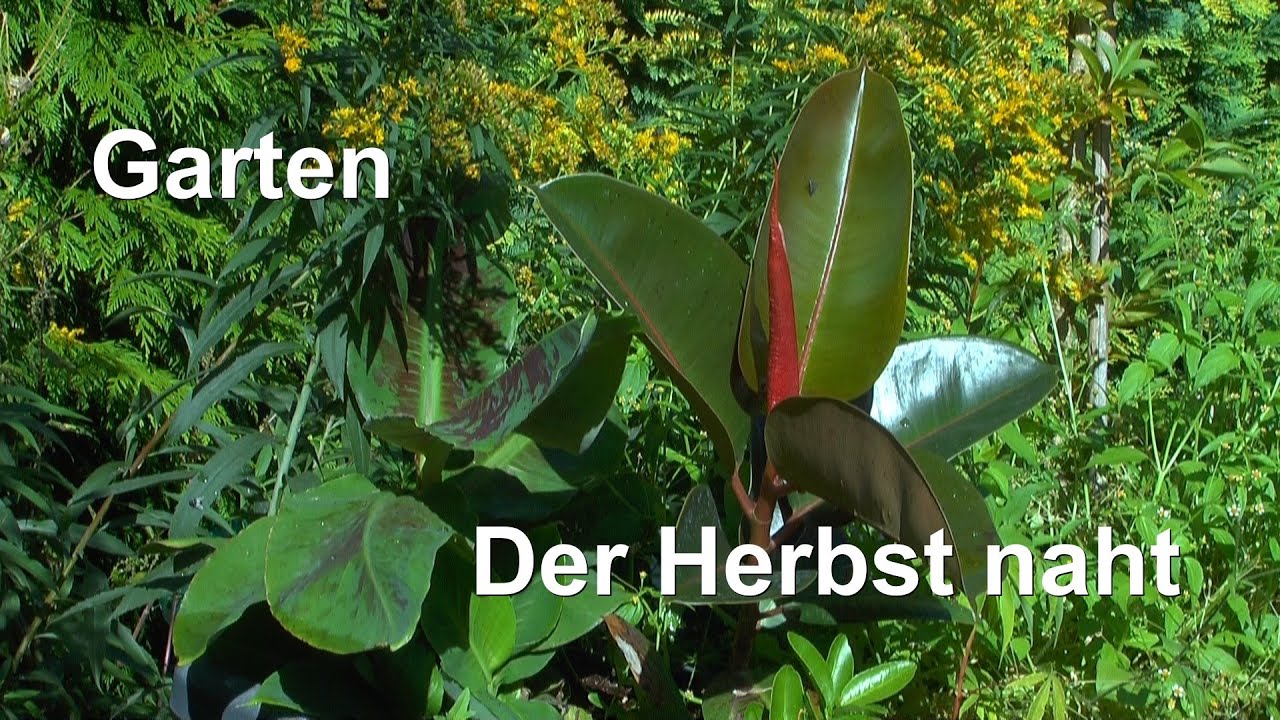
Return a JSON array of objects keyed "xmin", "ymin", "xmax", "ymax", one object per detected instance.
[{"xmin": 1, "ymin": 0, "xmax": 1277, "ymax": 718}]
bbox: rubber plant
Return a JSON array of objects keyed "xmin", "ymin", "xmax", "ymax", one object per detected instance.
[{"xmin": 536, "ymin": 65, "xmax": 1057, "ymax": 715}]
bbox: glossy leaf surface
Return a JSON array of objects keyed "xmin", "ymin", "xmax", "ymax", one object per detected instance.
[
  {"xmin": 871, "ymin": 337, "xmax": 1057, "ymax": 459},
  {"xmin": 764, "ymin": 397, "xmax": 997, "ymax": 599},
  {"xmin": 536, "ymin": 174, "xmax": 749, "ymax": 470},
  {"xmin": 738, "ymin": 66, "xmax": 913, "ymax": 401}
]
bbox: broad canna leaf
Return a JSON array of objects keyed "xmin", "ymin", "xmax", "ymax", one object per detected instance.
[
  {"xmin": 536, "ymin": 174, "xmax": 749, "ymax": 471},
  {"xmin": 516, "ymin": 314, "xmax": 635, "ymax": 453},
  {"xmin": 764, "ymin": 397, "xmax": 997, "ymax": 600},
  {"xmin": 366, "ymin": 313, "xmax": 605, "ymax": 453},
  {"xmin": 871, "ymin": 337, "xmax": 1058, "ymax": 460},
  {"xmin": 347, "ymin": 254, "xmax": 517, "ymax": 426},
  {"xmin": 737, "ymin": 66, "xmax": 913, "ymax": 402},
  {"xmin": 264, "ymin": 474, "xmax": 452, "ymax": 655}
]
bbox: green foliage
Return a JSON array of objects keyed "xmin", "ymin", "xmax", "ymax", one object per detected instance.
[
  {"xmin": 1, "ymin": 0, "xmax": 1278, "ymax": 718},
  {"xmin": 1126, "ymin": 0, "xmax": 1280, "ymax": 142}
]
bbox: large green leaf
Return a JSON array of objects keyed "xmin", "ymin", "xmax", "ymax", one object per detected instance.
[
  {"xmin": 367, "ymin": 313, "xmax": 602, "ymax": 453},
  {"xmin": 516, "ymin": 315, "xmax": 635, "ymax": 453},
  {"xmin": 534, "ymin": 573, "xmax": 625, "ymax": 651},
  {"xmin": 737, "ymin": 66, "xmax": 913, "ymax": 401},
  {"xmin": 264, "ymin": 474, "xmax": 452, "ymax": 654},
  {"xmin": 469, "ymin": 595, "xmax": 516, "ymax": 676},
  {"xmin": 172, "ymin": 516, "xmax": 273, "ymax": 664},
  {"xmin": 871, "ymin": 337, "xmax": 1057, "ymax": 459},
  {"xmin": 536, "ymin": 174, "xmax": 749, "ymax": 471},
  {"xmin": 764, "ymin": 397, "xmax": 997, "ymax": 599},
  {"xmin": 450, "ymin": 417, "xmax": 627, "ymax": 522},
  {"xmin": 769, "ymin": 665, "xmax": 805, "ymax": 720}
]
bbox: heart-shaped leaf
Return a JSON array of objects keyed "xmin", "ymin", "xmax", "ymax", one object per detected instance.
[
  {"xmin": 738, "ymin": 66, "xmax": 913, "ymax": 402},
  {"xmin": 764, "ymin": 397, "xmax": 998, "ymax": 600},
  {"xmin": 536, "ymin": 174, "xmax": 750, "ymax": 471},
  {"xmin": 264, "ymin": 474, "xmax": 452, "ymax": 654},
  {"xmin": 871, "ymin": 337, "xmax": 1057, "ymax": 459}
]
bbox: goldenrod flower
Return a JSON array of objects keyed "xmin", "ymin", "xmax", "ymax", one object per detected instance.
[
  {"xmin": 274, "ymin": 24, "xmax": 310, "ymax": 74},
  {"xmin": 48, "ymin": 322, "xmax": 86, "ymax": 344},
  {"xmin": 6, "ymin": 197, "xmax": 33, "ymax": 223}
]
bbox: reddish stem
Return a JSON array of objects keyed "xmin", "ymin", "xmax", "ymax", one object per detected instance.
[{"xmin": 952, "ymin": 624, "xmax": 978, "ymax": 719}]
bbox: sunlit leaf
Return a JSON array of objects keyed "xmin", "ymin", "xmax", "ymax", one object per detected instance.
[
  {"xmin": 739, "ymin": 66, "xmax": 913, "ymax": 401},
  {"xmin": 536, "ymin": 174, "xmax": 749, "ymax": 471},
  {"xmin": 264, "ymin": 475, "xmax": 451, "ymax": 654},
  {"xmin": 172, "ymin": 516, "xmax": 273, "ymax": 664},
  {"xmin": 871, "ymin": 337, "xmax": 1057, "ymax": 459}
]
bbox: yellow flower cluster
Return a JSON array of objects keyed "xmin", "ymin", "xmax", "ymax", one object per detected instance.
[
  {"xmin": 634, "ymin": 128, "xmax": 688, "ymax": 160},
  {"xmin": 772, "ymin": 43, "xmax": 851, "ymax": 75},
  {"xmin": 323, "ymin": 106, "xmax": 386, "ymax": 148},
  {"xmin": 377, "ymin": 77, "xmax": 423, "ymax": 124},
  {"xmin": 6, "ymin": 197, "xmax": 32, "ymax": 223},
  {"xmin": 274, "ymin": 24, "xmax": 310, "ymax": 74},
  {"xmin": 631, "ymin": 127, "xmax": 690, "ymax": 193},
  {"xmin": 404, "ymin": 0, "xmax": 645, "ymax": 183},
  {"xmin": 48, "ymin": 322, "xmax": 86, "ymax": 344},
  {"xmin": 1039, "ymin": 252, "xmax": 1108, "ymax": 304},
  {"xmin": 322, "ymin": 77, "xmax": 428, "ymax": 152}
]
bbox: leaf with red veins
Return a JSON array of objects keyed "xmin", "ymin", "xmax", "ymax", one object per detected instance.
[{"xmin": 766, "ymin": 166, "xmax": 801, "ymax": 412}]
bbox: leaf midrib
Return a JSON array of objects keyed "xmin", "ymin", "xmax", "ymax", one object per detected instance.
[{"xmin": 800, "ymin": 67, "xmax": 868, "ymax": 381}]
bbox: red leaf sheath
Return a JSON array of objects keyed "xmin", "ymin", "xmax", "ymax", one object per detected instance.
[{"xmin": 766, "ymin": 168, "xmax": 800, "ymax": 412}]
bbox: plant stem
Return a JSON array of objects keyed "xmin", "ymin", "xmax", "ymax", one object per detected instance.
[
  {"xmin": 1042, "ymin": 263, "xmax": 1077, "ymax": 427},
  {"xmin": 952, "ymin": 624, "xmax": 979, "ymax": 720},
  {"xmin": 731, "ymin": 462, "xmax": 791, "ymax": 671},
  {"xmin": 269, "ymin": 347, "xmax": 320, "ymax": 516},
  {"xmin": 9, "ymin": 493, "xmax": 113, "ymax": 672}
]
